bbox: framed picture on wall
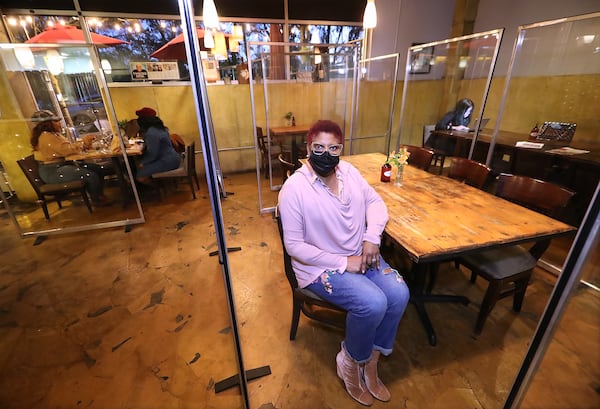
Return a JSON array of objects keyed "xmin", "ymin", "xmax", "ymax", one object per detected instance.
[{"xmin": 409, "ymin": 44, "xmax": 434, "ymax": 74}]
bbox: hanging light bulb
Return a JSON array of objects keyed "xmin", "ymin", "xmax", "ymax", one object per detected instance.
[
  {"xmin": 203, "ymin": 0, "xmax": 220, "ymax": 29},
  {"xmin": 204, "ymin": 30, "xmax": 214, "ymax": 49},
  {"xmin": 363, "ymin": 0, "xmax": 377, "ymax": 29}
]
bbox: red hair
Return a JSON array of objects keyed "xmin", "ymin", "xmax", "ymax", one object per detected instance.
[{"xmin": 307, "ymin": 120, "xmax": 343, "ymax": 145}]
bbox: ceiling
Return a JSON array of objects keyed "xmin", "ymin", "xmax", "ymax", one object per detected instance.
[{"xmin": 0, "ymin": 0, "xmax": 366, "ymax": 23}]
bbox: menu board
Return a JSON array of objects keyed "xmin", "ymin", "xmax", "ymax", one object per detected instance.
[{"xmin": 130, "ymin": 61, "xmax": 180, "ymax": 81}]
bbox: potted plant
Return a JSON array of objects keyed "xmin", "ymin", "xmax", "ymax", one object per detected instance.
[
  {"xmin": 284, "ymin": 111, "xmax": 293, "ymax": 127},
  {"xmin": 386, "ymin": 146, "xmax": 410, "ymax": 186}
]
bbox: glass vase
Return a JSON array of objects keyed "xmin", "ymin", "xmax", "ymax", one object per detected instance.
[{"xmin": 394, "ymin": 165, "xmax": 404, "ymax": 186}]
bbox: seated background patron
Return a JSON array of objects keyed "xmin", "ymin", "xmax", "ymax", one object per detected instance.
[
  {"xmin": 434, "ymin": 98, "xmax": 475, "ymax": 156},
  {"xmin": 30, "ymin": 110, "xmax": 113, "ymax": 207},
  {"xmin": 134, "ymin": 107, "xmax": 181, "ymax": 185}
]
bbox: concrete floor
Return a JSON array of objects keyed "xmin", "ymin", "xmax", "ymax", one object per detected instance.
[{"xmin": 0, "ymin": 171, "xmax": 598, "ymax": 409}]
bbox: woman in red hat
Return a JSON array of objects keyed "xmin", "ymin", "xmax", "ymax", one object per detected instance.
[{"xmin": 134, "ymin": 107, "xmax": 181, "ymax": 184}]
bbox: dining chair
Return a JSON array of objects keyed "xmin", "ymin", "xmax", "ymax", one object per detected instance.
[
  {"xmin": 422, "ymin": 124, "xmax": 446, "ymax": 174},
  {"xmin": 277, "ymin": 153, "xmax": 295, "ymax": 185},
  {"xmin": 456, "ymin": 174, "xmax": 575, "ymax": 334},
  {"xmin": 17, "ymin": 155, "xmax": 93, "ymax": 220},
  {"xmin": 447, "ymin": 157, "xmax": 491, "ymax": 189},
  {"xmin": 404, "ymin": 145, "xmax": 434, "ymax": 172},
  {"xmin": 275, "ymin": 209, "xmax": 346, "ymax": 340},
  {"xmin": 256, "ymin": 126, "xmax": 282, "ymax": 178},
  {"xmin": 152, "ymin": 142, "xmax": 200, "ymax": 199}
]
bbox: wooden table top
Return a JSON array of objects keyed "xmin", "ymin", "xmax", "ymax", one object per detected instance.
[
  {"xmin": 66, "ymin": 146, "xmax": 143, "ymax": 161},
  {"xmin": 269, "ymin": 125, "xmax": 311, "ymax": 136},
  {"xmin": 344, "ymin": 153, "xmax": 576, "ymax": 263}
]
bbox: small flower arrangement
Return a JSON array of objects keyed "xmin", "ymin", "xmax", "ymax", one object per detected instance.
[
  {"xmin": 386, "ymin": 146, "xmax": 410, "ymax": 168},
  {"xmin": 284, "ymin": 111, "xmax": 293, "ymax": 120}
]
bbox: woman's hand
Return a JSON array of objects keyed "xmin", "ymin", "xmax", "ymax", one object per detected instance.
[
  {"xmin": 362, "ymin": 241, "xmax": 380, "ymax": 272},
  {"xmin": 346, "ymin": 242, "xmax": 381, "ymax": 274},
  {"xmin": 81, "ymin": 134, "xmax": 96, "ymax": 149}
]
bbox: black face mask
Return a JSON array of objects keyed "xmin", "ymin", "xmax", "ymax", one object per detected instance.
[{"xmin": 309, "ymin": 152, "xmax": 339, "ymax": 177}]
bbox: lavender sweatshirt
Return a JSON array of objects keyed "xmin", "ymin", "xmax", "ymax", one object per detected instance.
[{"xmin": 278, "ymin": 160, "xmax": 389, "ymax": 288}]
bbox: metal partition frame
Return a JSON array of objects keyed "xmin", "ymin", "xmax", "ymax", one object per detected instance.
[
  {"xmin": 248, "ymin": 40, "xmax": 360, "ymax": 214},
  {"xmin": 395, "ymin": 29, "xmax": 503, "ymax": 155},
  {"xmin": 0, "ymin": 42, "xmax": 145, "ymax": 238}
]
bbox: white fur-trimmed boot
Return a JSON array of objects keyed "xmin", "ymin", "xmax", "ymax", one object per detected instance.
[
  {"xmin": 335, "ymin": 343, "xmax": 373, "ymax": 406},
  {"xmin": 364, "ymin": 350, "xmax": 391, "ymax": 401}
]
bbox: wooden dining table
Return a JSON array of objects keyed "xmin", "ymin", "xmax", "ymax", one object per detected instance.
[
  {"xmin": 269, "ymin": 124, "xmax": 310, "ymax": 167},
  {"xmin": 343, "ymin": 153, "xmax": 576, "ymax": 345},
  {"xmin": 67, "ymin": 145, "xmax": 143, "ymax": 207}
]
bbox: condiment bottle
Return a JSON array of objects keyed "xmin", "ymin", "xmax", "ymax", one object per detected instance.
[
  {"xmin": 292, "ymin": 115, "xmax": 296, "ymax": 126},
  {"xmin": 530, "ymin": 123, "xmax": 539, "ymax": 138},
  {"xmin": 380, "ymin": 163, "xmax": 392, "ymax": 182}
]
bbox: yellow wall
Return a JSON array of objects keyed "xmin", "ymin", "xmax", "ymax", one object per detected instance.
[{"xmin": 2, "ymin": 74, "xmax": 598, "ymax": 202}]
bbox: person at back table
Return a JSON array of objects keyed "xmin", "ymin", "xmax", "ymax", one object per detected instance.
[
  {"xmin": 435, "ymin": 98, "xmax": 474, "ymax": 132},
  {"xmin": 30, "ymin": 110, "xmax": 113, "ymax": 207},
  {"xmin": 434, "ymin": 98, "xmax": 474, "ymax": 156},
  {"xmin": 278, "ymin": 119, "xmax": 410, "ymax": 406},
  {"xmin": 134, "ymin": 107, "xmax": 181, "ymax": 185}
]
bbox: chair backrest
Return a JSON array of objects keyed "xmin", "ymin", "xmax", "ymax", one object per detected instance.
[
  {"xmin": 278, "ymin": 153, "xmax": 295, "ymax": 183},
  {"xmin": 404, "ymin": 145, "xmax": 434, "ymax": 171},
  {"xmin": 16, "ymin": 155, "xmax": 44, "ymax": 196},
  {"xmin": 495, "ymin": 173, "xmax": 575, "ymax": 219},
  {"xmin": 256, "ymin": 126, "xmax": 266, "ymax": 151},
  {"xmin": 275, "ymin": 210, "xmax": 300, "ymax": 291},
  {"xmin": 170, "ymin": 133, "xmax": 186, "ymax": 153},
  {"xmin": 448, "ymin": 157, "xmax": 491, "ymax": 189},
  {"xmin": 423, "ymin": 124, "xmax": 436, "ymax": 147}
]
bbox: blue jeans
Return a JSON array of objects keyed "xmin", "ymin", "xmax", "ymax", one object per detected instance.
[
  {"xmin": 38, "ymin": 161, "xmax": 108, "ymax": 202},
  {"xmin": 306, "ymin": 256, "xmax": 410, "ymax": 363}
]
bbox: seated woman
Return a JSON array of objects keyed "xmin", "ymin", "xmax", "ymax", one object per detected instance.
[
  {"xmin": 30, "ymin": 110, "xmax": 113, "ymax": 207},
  {"xmin": 434, "ymin": 98, "xmax": 474, "ymax": 156},
  {"xmin": 133, "ymin": 107, "xmax": 181, "ymax": 184},
  {"xmin": 278, "ymin": 120, "xmax": 410, "ymax": 405}
]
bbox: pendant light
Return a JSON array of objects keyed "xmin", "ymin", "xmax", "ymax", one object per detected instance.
[
  {"xmin": 363, "ymin": 0, "xmax": 377, "ymax": 29},
  {"xmin": 203, "ymin": 0, "xmax": 220, "ymax": 29}
]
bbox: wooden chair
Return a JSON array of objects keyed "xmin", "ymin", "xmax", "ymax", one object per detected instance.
[
  {"xmin": 423, "ymin": 124, "xmax": 447, "ymax": 174},
  {"xmin": 257, "ymin": 126, "xmax": 281, "ymax": 178},
  {"xmin": 152, "ymin": 142, "xmax": 200, "ymax": 199},
  {"xmin": 277, "ymin": 153, "xmax": 295, "ymax": 184},
  {"xmin": 404, "ymin": 145, "xmax": 434, "ymax": 172},
  {"xmin": 456, "ymin": 174, "xmax": 575, "ymax": 334},
  {"xmin": 17, "ymin": 155, "xmax": 92, "ymax": 220},
  {"xmin": 447, "ymin": 157, "xmax": 491, "ymax": 189},
  {"xmin": 275, "ymin": 210, "xmax": 346, "ymax": 340}
]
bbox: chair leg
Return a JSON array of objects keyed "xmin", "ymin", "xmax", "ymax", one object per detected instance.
[
  {"xmin": 475, "ymin": 280, "xmax": 501, "ymax": 334},
  {"xmin": 438, "ymin": 155, "xmax": 446, "ymax": 175},
  {"xmin": 290, "ymin": 300, "xmax": 302, "ymax": 340},
  {"xmin": 470, "ymin": 270, "xmax": 477, "ymax": 283},
  {"xmin": 81, "ymin": 191, "xmax": 93, "ymax": 213},
  {"xmin": 188, "ymin": 175, "xmax": 196, "ymax": 199},
  {"xmin": 512, "ymin": 273, "xmax": 532, "ymax": 312},
  {"xmin": 40, "ymin": 200, "xmax": 50, "ymax": 220},
  {"xmin": 193, "ymin": 173, "xmax": 200, "ymax": 190}
]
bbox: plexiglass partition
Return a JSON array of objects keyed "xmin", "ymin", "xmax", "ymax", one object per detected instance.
[
  {"xmin": 396, "ymin": 29, "xmax": 503, "ymax": 155},
  {"xmin": 481, "ymin": 12, "xmax": 600, "ymax": 230},
  {"xmin": 350, "ymin": 53, "xmax": 400, "ymax": 156},
  {"xmin": 489, "ymin": 14, "xmax": 600, "ymax": 406},
  {"xmin": 0, "ymin": 43, "xmax": 144, "ymax": 237},
  {"xmin": 248, "ymin": 41, "xmax": 359, "ymax": 213}
]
